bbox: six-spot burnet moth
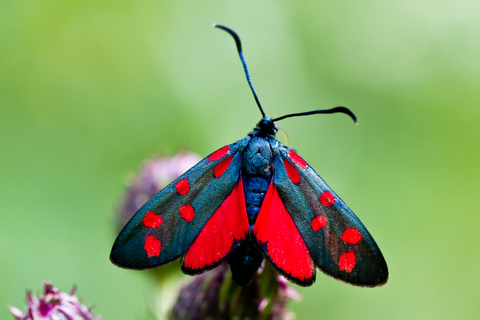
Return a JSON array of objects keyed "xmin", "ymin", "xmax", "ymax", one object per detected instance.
[{"xmin": 110, "ymin": 24, "xmax": 388, "ymax": 287}]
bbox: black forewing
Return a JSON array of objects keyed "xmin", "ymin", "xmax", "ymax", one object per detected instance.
[
  {"xmin": 110, "ymin": 137, "xmax": 250, "ymax": 269},
  {"xmin": 272, "ymin": 142, "xmax": 388, "ymax": 286}
]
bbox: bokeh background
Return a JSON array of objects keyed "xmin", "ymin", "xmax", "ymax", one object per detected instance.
[{"xmin": 1, "ymin": 0, "xmax": 479, "ymax": 319}]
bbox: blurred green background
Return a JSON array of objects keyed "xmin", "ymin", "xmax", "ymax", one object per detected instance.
[{"xmin": 1, "ymin": 0, "xmax": 479, "ymax": 319}]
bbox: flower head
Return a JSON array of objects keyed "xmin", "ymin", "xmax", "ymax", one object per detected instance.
[
  {"xmin": 169, "ymin": 263, "xmax": 300, "ymax": 320},
  {"xmin": 9, "ymin": 282, "xmax": 101, "ymax": 320}
]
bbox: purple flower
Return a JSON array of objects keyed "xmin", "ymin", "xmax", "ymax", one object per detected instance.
[
  {"xmin": 9, "ymin": 282, "xmax": 101, "ymax": 320},
  {"xmin": 169, "ymin": 263, "xmax": 300, "ymax": 320},
  {"xmin": 116, "ymin": 151, "xmax": 201, "ymax": 229}
]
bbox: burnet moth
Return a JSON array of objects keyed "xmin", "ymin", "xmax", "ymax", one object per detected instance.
[{"xmin": 111, "ymin": 25, "xmax": 388, "ymax": 287}]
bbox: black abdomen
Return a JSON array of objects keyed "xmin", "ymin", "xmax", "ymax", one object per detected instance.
[
  {"xmin": 243, "ymin": 176, "xmax": 270, "ymax": 226},
  {"xmin": 227, "ymin": 136, "xmax": 272, "ymax": 287}
]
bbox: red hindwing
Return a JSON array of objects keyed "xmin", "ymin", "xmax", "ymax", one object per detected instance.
[
  {"xmin": 253, "ymin": 181, "xmax": 315, "ymax": 285},
  {"xmin": 183, "ymin": 178, "xmax": 249, "ymax": 272}
]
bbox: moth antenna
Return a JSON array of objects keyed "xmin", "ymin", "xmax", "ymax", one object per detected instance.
[
  {"xmin": 214, "ymin": 24, "xmax": 266, "ymax": 118},
  {"xmin": 273, "ymin": 106, "xmax": 358, "ymax": 125}
]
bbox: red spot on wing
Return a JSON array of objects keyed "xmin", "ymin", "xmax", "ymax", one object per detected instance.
[
  {"xmin": 214, "ymin": 155, "xmax": 234, "ymax": 178},
  {"xmin": 311, "ymin": 216, "xmax": 326, "ymax": 232},
  {"xmin": 144, "ymin": 235, "xmax": 161, "ymax": 257},
  {"xmin": 283, "ymin": 158, "xmax": 300, "ymax": 184},
  {"xmin": 180, "ymin": 205, "xmax": 195, "ymax": 222},
  {"xmin": 184, "ymin": 178, "xmax": 249, "ymax": 270},
  {"xmin": 288, "ymin": 150, "xmax": 307, "ymax": 168},
  {"xmin": 341, "ymin": 228, "xmax": 362, "ymax": 244},
  {"xmin": 339, "ymin": 250, "xmax": 356, "ymax": 273},
  {"xmin": 209, "ymin": 146, "xmax": 230, "ymax": 161},
  {"xmin": 320, "ymin": 191, "xmax": 335, "ymax": 206},
  {"xmin": 253, "ymin": 182, "xmax": 314, "ymax": 281},
  {"xmin": 143, "ymin": 211, "xmax": 163, "ymax": 228},
  {"xmin": 175, "ymin": 178, "xmax": 190, "ymax": 195}
]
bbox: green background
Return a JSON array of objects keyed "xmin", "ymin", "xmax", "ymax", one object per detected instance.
[{"xmin": 1, "ymin": 0, "xmax": 479, "ymax": 319}]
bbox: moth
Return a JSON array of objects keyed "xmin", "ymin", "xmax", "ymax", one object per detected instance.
[{"xmin": 111, "ymin": 25, "xmax": 388, "ymax": 287}]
